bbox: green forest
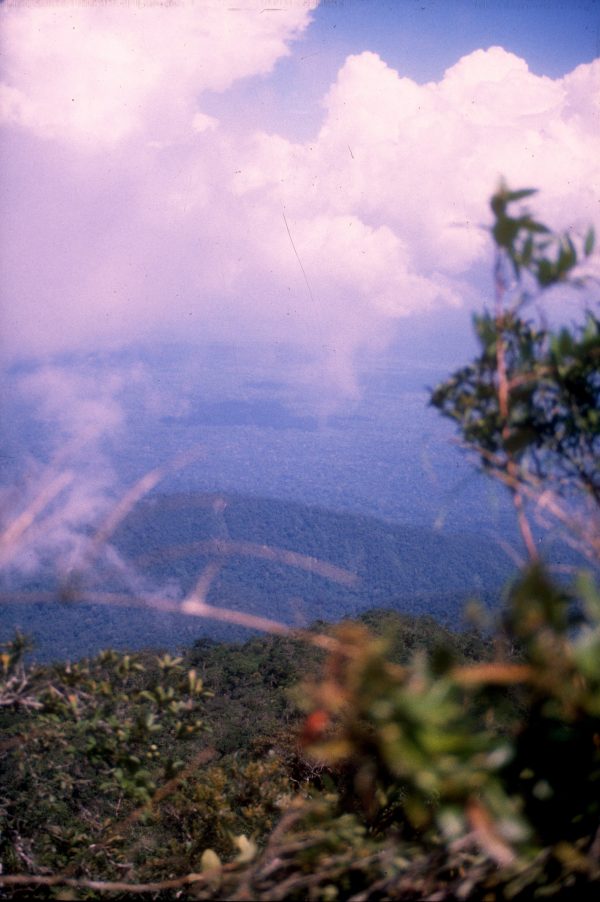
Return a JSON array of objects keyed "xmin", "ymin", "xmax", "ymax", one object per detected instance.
[
  {"xmin": 1, "ymin": 491, "xmax": 525, "ymax": 663},
  {"xmin": 0, "ymin": 187, "xmax": 599, "ymax": 899}
]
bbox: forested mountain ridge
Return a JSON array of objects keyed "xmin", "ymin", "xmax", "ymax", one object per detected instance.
[
  {"xmin": 114, "ymin": 490, "xmax": 520, "ymax": 611},
  {"xmin": 0, "ymin": 490, "xmax": 548, "ymax": 661}
]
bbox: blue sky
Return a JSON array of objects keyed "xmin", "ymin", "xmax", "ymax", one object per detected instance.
[
  {"xmin": 207, "ymin": 0, "xmax": 600, "ymax": 140},
  {"xmin": 314, "ymin": 1, "xmax": 600, "ymax": 80},
  {"xmin": 317, "ymin": 0, "xmax": 598, "ymax": 71}
]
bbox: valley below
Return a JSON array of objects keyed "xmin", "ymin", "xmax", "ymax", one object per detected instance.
[{"xmin": 0, "ymin": 490, "xmax": 578, "ymax": 662}]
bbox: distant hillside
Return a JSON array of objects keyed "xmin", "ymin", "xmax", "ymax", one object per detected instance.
[
  {"xmin": 0, "ymin": 492, "xmax": 572, "ymax": 661},
  {"xmin": 115, "ymin": 492, "xmax": 518, "ymax": 620}
]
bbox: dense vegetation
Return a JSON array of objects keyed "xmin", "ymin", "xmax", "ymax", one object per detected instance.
[
  {"xmin": 0, "ymin": 611, "xmax": 492, "ymax": 895},
  {"xmin": 0, "ymin": 187, "xmax": 599, "ymax": 899},
  {"xmin": 1, "ymin": 493, "xmax": 529, "ymax": 662}
]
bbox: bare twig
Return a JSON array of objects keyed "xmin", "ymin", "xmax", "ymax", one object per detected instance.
[
  {"xmin": 92, "ymin": 446, "xmax": 204, "ymax": 551},
  {"xmin": 0, "ymin": 588, "xmax": 344, "ymax": 656},
  {"xmin": 0, "ymin": 471, "xmax": 74, "ymax": 566},
  {"xmin": 0, "ymin": 870, "xmax": 228, "ymax": 894},
  {"xmin": 452, "ymin": 662, "xmax": 532, "ymax": 687},
  {"xmin": 467, "ymin": 797, "xmax": 516, "ymax": 868},
  {"xmin": 456, "ymin": 441, "xmax": 600, "ymax": 562},
  {"xmin": 138, "ymin": 538, "xmax": 359, "ymax": 587},
  {"xmin": 494, "ymin": 249, "xmax": 539, "ymax": 564}
]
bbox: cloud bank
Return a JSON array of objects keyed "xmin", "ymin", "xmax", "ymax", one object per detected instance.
[{"xmin": 1, "ymin": 3, "xmax": 598, "ymax": 385}]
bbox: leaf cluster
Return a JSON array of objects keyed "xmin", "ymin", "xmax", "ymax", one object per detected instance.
[
  {"xmin": 432, "ymin": 185, "xmax": 600, "ymax": 522},
  {"xmin": 491, "ymin": 183, "xmax": 594, "ymax": 285}
]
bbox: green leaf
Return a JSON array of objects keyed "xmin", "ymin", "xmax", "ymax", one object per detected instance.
[
  {"xmin": 490, "ymin": 193, "xmax": 507, "ymax": 217},
  {"xmin": 536, "ymin": 258, "xmax": 556, "ymax": 286},
  {"xmin": 506, "ymin": 188, "xmax": 538, "ymax": 203},
  {"xmin": 575, "ymin": 571, "xmax": 600, "ymax": 623},
  {"xmin": 557, "ymin": 235, "xmax": 577, "ymax": 275},
  {"xmin": 493, "ymin": 216, "xmax": 520, "ymax": 249},
  {"xmin": 520, "ymin": 234, "xmax": 534, "ymax": 266},
  {"xmin": 584, "ymin": 226, "xmax": 595, "ymax": 256}
]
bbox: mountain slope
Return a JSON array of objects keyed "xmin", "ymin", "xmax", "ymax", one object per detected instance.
[{"xmin": 0, "ymin": 492, "xmax": 543, "ymax": 660}]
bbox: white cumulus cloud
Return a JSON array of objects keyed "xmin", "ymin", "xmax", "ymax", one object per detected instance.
[
  {"xmin": 0, "ymin": 4, "xmax": 598, "ymax": 387},
  {"xmin": 0, "ymin": 1, "xmax": 315, "ymax": 147}
]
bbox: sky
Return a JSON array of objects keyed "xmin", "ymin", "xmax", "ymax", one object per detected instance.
[
  {"xmin": 0, "ymin": 0, "xmax": 599, "ymax": 575},
  {"xmin": 1, "ymin": 0, "xmax": 599, "ymax": 373}
]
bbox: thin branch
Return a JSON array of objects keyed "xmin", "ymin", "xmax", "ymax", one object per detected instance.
[
  {"xmin": 455, "ymin": 440, "xmax": 600, "ymax": 562},
  {"xmin": 0, "ymin": 869, "xmax": 230, "ymax": 894},
  {"xmin": 91, "ymin": 446, "xmax": 204, "ymax": 552},
  {"xmin": 452, "ymin": 662, "xmax": 532, "ymax": 687},
  {"xmin": 467, "ymin": 797, "xmax": 516, "ymax": 868},
  {"xmin": 0, "ymin": 471, "xmax": 74, "ymax": 566},
  {"xmin": 494, "ymin": 248, "xmax": 539, "ymax": 564},
  {"xmin": 137, "ymin": 538, "xmax": 359, "ymax": 587},
  {"xmin": 0, "ymin": 588, "xmax": 344, "ymax": 656}
]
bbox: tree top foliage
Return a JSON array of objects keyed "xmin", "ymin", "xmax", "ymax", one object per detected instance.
[{"xmin": 432, "ymin": 181, "xmax": 599, "ymax": 561}]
